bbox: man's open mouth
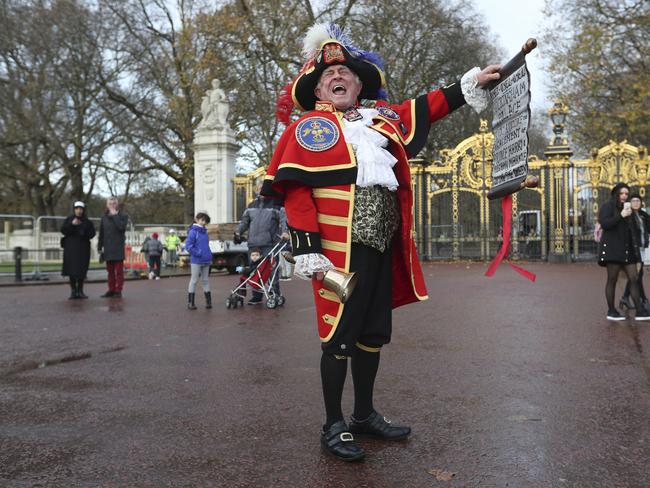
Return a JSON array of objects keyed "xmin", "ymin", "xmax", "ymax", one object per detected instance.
[{"xmin": 332, "ymin": 84, "xmax": 347, "ymax": 95}]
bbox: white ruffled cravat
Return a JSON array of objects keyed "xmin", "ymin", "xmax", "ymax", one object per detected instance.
[{"xmin": 341, "ymin": 108, "xmax": 399, "ymax": 192}]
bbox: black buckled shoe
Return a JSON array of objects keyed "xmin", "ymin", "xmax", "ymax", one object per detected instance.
[
  {"xmin": 349, "ymin": 411, "xmax": 411, "ymax": 440},
  {"xmin": 320, "ymin": 420, "xmax": 365, "ymax": 462}
]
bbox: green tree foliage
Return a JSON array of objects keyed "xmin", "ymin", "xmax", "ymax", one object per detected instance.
[
  {"xmin": 543, "ymin": 0, "xmax": 649, "ymax": 154},
  {"xmin": 119, "ymin": 187, "xmax": 186, "ymax": 225}
]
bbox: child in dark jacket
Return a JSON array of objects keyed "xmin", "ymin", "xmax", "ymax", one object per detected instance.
[
  {"xmin": 185, "ymin": 212, "xmax": 212, "ymax": 310},
  {"xmin": 236, "ymin": 247, "xmax": 272, "ymax": 305}
]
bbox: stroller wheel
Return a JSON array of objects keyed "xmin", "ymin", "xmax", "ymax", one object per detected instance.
[
  {"xmin": 232, "ymin": 297, "xmax": 238, "ymax": 309},
  {"xmin": 277, "ymin": 295, "xmax": 285, "ymax": 306},
  {"xmin": 225, "ymin": 297, "xmax": 233, "ymax": 309},
  {"xmin": 266, "ymin": 297, "xmax": 277, "ymax": 309}
]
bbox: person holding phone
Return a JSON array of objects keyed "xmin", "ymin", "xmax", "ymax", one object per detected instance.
[
  {"xmin": 619, "ymin": 193, "xmax": 650, "ymax": 310},
  {"xmin": 598, "ymin": 183, "xmax": 650, "ymax": 321}
]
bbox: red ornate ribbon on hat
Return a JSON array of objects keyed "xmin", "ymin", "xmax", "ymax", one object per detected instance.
[{"xmin": 485, "ymin": 194, "xmax": 536, "ymax": 282}]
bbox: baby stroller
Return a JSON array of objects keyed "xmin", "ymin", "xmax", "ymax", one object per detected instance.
[{"xmin": 225, "ymin": 240, "xmax": 289, "ymax": 309}]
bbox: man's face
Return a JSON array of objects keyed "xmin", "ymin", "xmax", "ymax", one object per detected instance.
[
  {"xmin": 74, "ymin": 207, "xmax": 84, "ymax": 217},
  {"xmin": 314, "ymin": 65, "xmax": 362, "ymax": 110},
  {"xmin": 106, "ymin": 199, "xmax": 118, "ymax": 211},
  {"xmin": 631, "ymin": 197, "xmax": 642, "ymax": 210}
]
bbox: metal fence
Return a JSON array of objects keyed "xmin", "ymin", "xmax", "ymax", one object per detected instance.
[{"xmin": 0, "ymin": 214, "xmax": 187, "ymax": 281}]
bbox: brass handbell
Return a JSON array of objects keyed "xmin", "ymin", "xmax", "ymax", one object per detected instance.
[{"xmin": 322, "ymin": 269, "xmax": 358, "ymax": 303}]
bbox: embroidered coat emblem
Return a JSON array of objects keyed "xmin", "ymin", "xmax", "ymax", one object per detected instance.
[
  {"xmin": 377, "ymin": 106, "xmax": 400, "ymax": 120},
  {"xmin": 296, "ymin": 117, "xmax": 340, "ymax": 152}
]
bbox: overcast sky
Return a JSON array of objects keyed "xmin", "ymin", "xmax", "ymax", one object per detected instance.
[{"xmin": 474, "ymin": 0, "xmax": 552, "ymax": 110}]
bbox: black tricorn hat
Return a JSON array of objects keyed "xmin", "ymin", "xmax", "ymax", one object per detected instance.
[
  {"xmin": 291, "ymin": 41, "xmax": 385, "ymax": 112},
  {"xmin": 276, "ymin": 24, "xmax": 387, "ymax": 123}
]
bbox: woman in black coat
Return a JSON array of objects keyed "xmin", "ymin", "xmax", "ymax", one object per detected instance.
[
  {"xmin": 598, "ymin": 183, "xmax": 649, "ymax": 321},
  {"xmin": 61, "ymin": 201, "xmax": 96, "ymax": 299},
  {"xmin": 619, "ymin": 192, "xmax": 650, "ymax": 309}
]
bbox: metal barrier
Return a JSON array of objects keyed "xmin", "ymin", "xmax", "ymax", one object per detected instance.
[
  {"xmin": 32, "ymin": 216, "xmax": 101, "ymax": 281},
  {"xmin": 0, "ymin": 247, "xmax": 106, "ymax": 282},
  {"xmin": 1, "ymin": 214, "xmax": 187, "ymax": 280}
]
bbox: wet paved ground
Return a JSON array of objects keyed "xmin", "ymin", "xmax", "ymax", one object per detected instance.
[{"xmin": 1, "ymin": 263, "xmax": 650, "ymax": 487}]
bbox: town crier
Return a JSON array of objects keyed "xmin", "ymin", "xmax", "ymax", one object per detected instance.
[{"xmin": 262, "ymin": 23, "xmax": 500, "ymax": 462}]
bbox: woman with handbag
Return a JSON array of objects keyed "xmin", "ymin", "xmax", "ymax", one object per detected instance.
[
  {"xmin": 598, "ymin": 183, "xmax": 650, "ymax": 321},
  {"xmin": 61, "ymin": 201, "xmax": 96, "ymax": 299}
]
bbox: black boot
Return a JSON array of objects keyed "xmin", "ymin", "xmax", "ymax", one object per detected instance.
[
  {"xmin": 205, "ymin": 291, "xmax": 212, "ymax": 309},
  {"xmin": 619, "ymin": 295, "xmax": 633, "ymax": 310},
  {"xmin": 68, "ymin": 278, "xmax": 79, "ymax": 299},
  {"xmin": 187, "ymin": 293, "xmax": 197, "ymax": 310},
  {"xmin": 77, "ymin": 279, "xmax": 88, "ymax": 299}
]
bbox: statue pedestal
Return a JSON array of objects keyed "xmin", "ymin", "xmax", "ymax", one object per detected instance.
[{"xmin": 193, "ymin": 128, "xmax": 239, "ymax": 224}]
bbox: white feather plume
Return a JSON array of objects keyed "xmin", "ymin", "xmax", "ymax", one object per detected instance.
[{"xmin": 301, "ymin": 23, "xmax": 331, "ymax": 60}]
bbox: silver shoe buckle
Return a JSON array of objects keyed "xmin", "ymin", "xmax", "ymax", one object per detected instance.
[{"xmin": 340, "ymin": 432, "xmax": 354, "ymax": 442}]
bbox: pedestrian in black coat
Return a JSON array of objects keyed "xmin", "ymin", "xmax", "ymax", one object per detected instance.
[
  {"xmin": 620, "ymin": 193, "xmax": 650, "ymax": 308},
  {"xmin": 98, "ymin": 196, "xmax": 129, "ymax": 298},
  {"xmin": 598, "ymin": 183, "xmax": 649, "ymax": 321},
  {"xmin": 61, "ymin": 201, "xmax": 96, "ymax": 299}
]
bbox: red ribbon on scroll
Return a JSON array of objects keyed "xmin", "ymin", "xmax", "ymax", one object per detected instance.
[{"xmin": 484, "ymin": 194, "xmax": 536, "ymax": 282}]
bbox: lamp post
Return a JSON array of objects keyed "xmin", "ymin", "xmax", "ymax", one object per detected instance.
[
  {"xmin": 544, "ymin": 100, "xmax": 573, "ymax": 262},
  {"xmin": 547, "ymin": 101, "xmax": 570, "ymax": 151}
]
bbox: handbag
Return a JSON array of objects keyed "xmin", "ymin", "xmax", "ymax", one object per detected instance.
[{"xmin": 593, "ymin": 223, "xmax": 603, "ymax": 242}]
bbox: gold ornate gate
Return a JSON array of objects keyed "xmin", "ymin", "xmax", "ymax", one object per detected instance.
[
  {"xmin": 411, "ymin": 120, "xmax": 546, "ymax": 260},
  {"xmin": 572, "ymin": 142, "xmax": 650, "ymax": 258}
]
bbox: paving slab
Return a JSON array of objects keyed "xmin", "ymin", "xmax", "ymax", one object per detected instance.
[{"xmin": 1, "ymin": 263, "xmax": 649, "ymax": 487}]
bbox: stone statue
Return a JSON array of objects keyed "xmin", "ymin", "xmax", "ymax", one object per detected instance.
[{"xmin": 198, "ymin": 79, "xmax": 230, "ymax": 131}]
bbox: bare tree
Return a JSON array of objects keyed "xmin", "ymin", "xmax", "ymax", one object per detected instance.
[
  {"xmin": 98, "ymin": 0, "xmax": 223, "ymax": 223},
  {"xmin": 0, "ymin": 0, "xmax": 120, "ymax": 216}
]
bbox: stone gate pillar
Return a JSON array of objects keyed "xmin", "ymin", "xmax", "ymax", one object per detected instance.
[{"xmin": 193, "ymin": 79, "xmax": 240, "ymax": 223}]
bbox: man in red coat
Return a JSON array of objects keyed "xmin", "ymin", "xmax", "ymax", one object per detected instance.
[{"xmin": 263, "ymin": 23, "xmax": 500, "ymax": 462}]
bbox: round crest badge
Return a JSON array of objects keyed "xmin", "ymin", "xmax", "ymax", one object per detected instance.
[
  {"xmin": 296, "ymin": 117, "xmax": 340, "ymax": 152},
  {"xmin": 377, "ymin": 106, "xmax": 400, "ymax": 120}
]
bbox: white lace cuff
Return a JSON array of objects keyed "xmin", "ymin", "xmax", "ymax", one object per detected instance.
[
  {"xmin": 294, "ymin": 253, "xmax": 334, "ymax": 280},
  {"xmin": 461, "ymin": 67, "xmax": 489, "ymax": 114}
]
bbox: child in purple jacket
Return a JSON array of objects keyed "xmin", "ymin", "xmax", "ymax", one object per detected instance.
[{"xmin": 185, "ymin": 212, "xmax": 212, "ymax": 310}]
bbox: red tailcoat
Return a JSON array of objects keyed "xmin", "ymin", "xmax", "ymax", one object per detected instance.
[{"xmin": 262, "ymin": 84, "xmax": 465, "ymax": 341}]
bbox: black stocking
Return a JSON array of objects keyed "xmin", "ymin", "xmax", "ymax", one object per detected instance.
[
  {"xmin": 351, "ymin": 349, "xmax": 380, "ymax": 421},
  {"xmin": 320, "ymin": 352, "xmax": 348, "ymax": 430},
  {"xmin": 622, "ymin": 263, "xmax": 642, "ymax": 309},
  {"xmin": 605, "ymin": 264, "xmax": 620, "ymax": 310}
]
